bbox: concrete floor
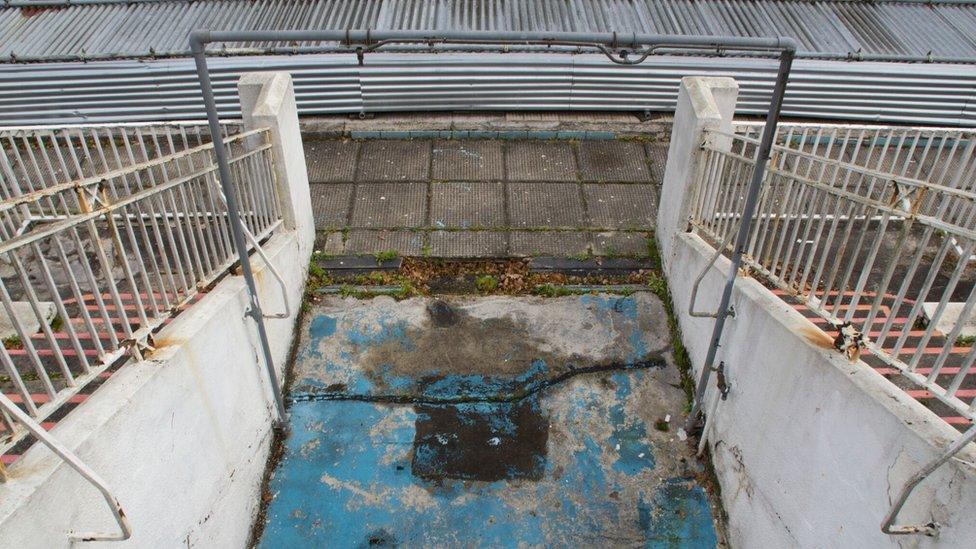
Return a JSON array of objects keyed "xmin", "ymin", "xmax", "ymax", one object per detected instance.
[
  {"xmin": 257, "ymin": 294, "xmax": 721, "ymax": 547},
  {"xmin": 305, "ymin": 138, "xmax": 669, "ymax": 258}
]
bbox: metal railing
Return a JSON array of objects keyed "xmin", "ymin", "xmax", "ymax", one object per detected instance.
[
  {"xmin": 0, "ymin": 122, "xmax": 282, "ymax": 460},
  {"xmin": 690, "ymin": 123, "xmax": 976, "ymax": 423}
]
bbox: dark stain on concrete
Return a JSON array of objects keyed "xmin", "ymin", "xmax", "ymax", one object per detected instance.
[
  {"xmin": 359, "ymin": 306, "xmax": 568, "ymax": 386},
  {"xmin": 425, "ymin": 299, "xmax": 460, "ymax": 327},
  {"xmin": 358, "ymin": 528, "xmax": 397, "ymax": 548},
  {"xmin": 411, "ymin": 397, "xmax": 549, "ymax": 482}
]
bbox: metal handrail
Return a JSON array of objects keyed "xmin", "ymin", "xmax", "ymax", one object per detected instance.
[{"xmin": 0, "ymin": 393, "xmax": 131, "ymax": 542}]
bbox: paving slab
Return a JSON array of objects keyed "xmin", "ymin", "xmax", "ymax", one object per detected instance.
[
  {"xmin": 583, "ymin": 183, "xmax": 658, "ymax": 229},
  {"xmin": 428, "ymin": 231, "xmax": 508, "ymax": 258},
  {"xmin": 508, "ymin": 183, "xmax": 586, "ymax": 228},
  {"xmin": 314, "ymin": 231, "xmax": 346, "ymax": 255},
  {"xmin": 592, "ymin": 231, "xmax": 652, "ymax": 257},
  {"xmin": 429, "ymin": 182, "xmax": 506, "ymax": 229},
  {"xmin": 431, "ymin": 140, "xmax": 504, "ymax": 181},
  {"xmin": 344, "ymin": 230, "xmax": 425, "ymax": 256},
  {"xmin": 578, "ymin": 141, "xmax": 652, "ymax": 182},
  {"xmin": 351, "ymin": 183, "xmax": 427, "ymax": 228},
  {"xmin": 646, "ymin": 142, "xmax": 669, "ymax": 183},
  {"xmin": 310, "ymin": 183, "xmax": 353, "ymax": 229},
  {"xmin": 509, "ymin": 231, "xmax": 591, "ymax": 257},
  {"xmin": 260, "ymin": 295, "xmax": 719, "ymax": 547},
  {"xmin": 505, "ymin": 142, "xmax": 577, "ymax": 182},
  {"xmin": 305, "ymin": 140, "xmax": 360, "ymax": 183},
  {"xmin": 357, "ymin": 140, "xmax": 430, "ymax": 181}
]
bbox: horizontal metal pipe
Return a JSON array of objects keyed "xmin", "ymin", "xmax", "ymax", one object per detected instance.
[{"xmin": 10, "ymin": 44, "xmax": 975, "ymax": 66}]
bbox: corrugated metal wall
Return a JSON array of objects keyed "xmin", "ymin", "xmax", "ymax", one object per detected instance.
[
  {"xmin": 0, "ymin": 0, "xmax": 974, "ymax": 125},
  {"xmin": 1, "ymin": 53, "xmax": 972, "ymax": 126}
]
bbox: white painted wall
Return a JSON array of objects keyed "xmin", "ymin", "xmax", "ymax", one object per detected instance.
[
  {"xmin": 0, "ymin": 73, "xmax": 313, "ymax": 548},
  {"xmin": 661, "ymin": 77, "xmax": 976, "ymax": 548}
]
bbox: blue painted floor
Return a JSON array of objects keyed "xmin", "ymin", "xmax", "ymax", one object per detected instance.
[{"xmin": 259, "ymin": 295, "xmax": 720, "ymax": 548}]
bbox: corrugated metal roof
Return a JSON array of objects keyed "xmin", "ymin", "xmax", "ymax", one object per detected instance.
[{"xmin": 1, "ymin": 0, "xmax": 975, "ymax": 63}]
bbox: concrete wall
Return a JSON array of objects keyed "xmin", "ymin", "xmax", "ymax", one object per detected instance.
[
  {"xmin": 661, "ymin": 77, "xmax": 976, "ymax": 548},
  {"xmin": 0, "ymin": 73, "xmax": 312, "ymax": 548}
]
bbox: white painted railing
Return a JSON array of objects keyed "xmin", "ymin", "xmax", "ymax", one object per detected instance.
[
  {"xmin": 691, "ymin": 123, "xmax": 976, "ymax": 423},
  {"xmin": 0, "ymin": 123, "xmax": 282, "ymax": 462}
]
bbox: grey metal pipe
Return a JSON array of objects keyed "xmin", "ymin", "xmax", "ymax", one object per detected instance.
[
  {"xmin": 189, "ymin": 27, "xmax": 795, "ymax": 433},
  {"xmin": 191, "ymin": 39, "xmax": 288, "ymax": 427},
  {"xmin": 687, "ymin": 49, "xmax": 795, "ymax": 426},
  {"xmin": 3, "ymin": 46, "xmax": 975, "ymax": 66}
]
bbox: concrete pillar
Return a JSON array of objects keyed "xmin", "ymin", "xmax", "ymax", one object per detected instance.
[
  {"xmin": 657, "ymin": 77, "xmax": 738, "ymax": 271},
  {"xmin": 237, "ymin": 72, "xmax": 315, "ymax": 256}
]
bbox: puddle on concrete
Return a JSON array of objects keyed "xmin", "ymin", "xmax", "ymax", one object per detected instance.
[{"xmin": 412, "ymin": 398, "xmax": 548, "ymax": 482}]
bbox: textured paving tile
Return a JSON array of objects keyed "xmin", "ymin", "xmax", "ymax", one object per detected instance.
[
  {"xmin": 508, "ymin": 183, "xmax": 585, "ymax": 228},
  {"xmin": 351, "ymin": 183, "xmax": 427, "ymax": 228},
  {"xmin": 429, "ymin": 182, "xmax": 506, "ymax": 229},
  {"xmin": 357, "ymin": 140, "xmax": 430, "ymax": 181},
  {"xmin": 592, "ymin": 232, "xmax": 652, "ymax": 257},
  {"xmin": 431, "ymin": 140, "xmax": 504, "ymax": 181},
  {"xmin": 428, "ymin": 231, "xmax": 508, "ymax": 257},
  {"xmin": 314, "ymin": 231, "xmax": 346, "ymax": 255},
  {"xmin": 304, "ymin": 140, "xmax": 359, "ymax": 183},
  {"xmin": 309, "ymin": 183, "xmax": 353, "ymax": 229},
  {"xmin": 509, "ymin": 231, "xmax": 591, "ymax": 257},
  {"xmin": 344, "ymin": 230, "xmax": 425, "ymax": 255},
  {"xmin": 578, "ymin": 141, "xmax": 652, "ymax": 182},
  {"xmin": 646, "ymin": 142, "xmax": 669, "ymax": 183},
  {"xmin": 505, "ymin": 142, "xmax": 577, "ymax": 182},
  {"xmin": 583, "ymin": 184, "xmax": 658, "ymax": 229}
]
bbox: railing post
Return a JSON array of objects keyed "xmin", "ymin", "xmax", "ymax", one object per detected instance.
[
  {"xmin": 238, "ymin": 72, "xmax": 315, "ymax": 256},
  {"xmin": 657, "ymin": 77, "xmax": 738, "ymax": 271}
]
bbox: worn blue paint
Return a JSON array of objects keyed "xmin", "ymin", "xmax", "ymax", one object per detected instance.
[
  {"xmin": 639, "ymin": 478, "xmax": 719, "ymax": 548},
  {"xmin": 260, "ymin": 369, "xmax": 718, "ymax": 547},
  {"xmin": 264, "ymin": 297, "xmax": 718, "ymax": 546},
  {"xmin": 609, "ymin": 372, "xmax": 656, "ymax": 474}
]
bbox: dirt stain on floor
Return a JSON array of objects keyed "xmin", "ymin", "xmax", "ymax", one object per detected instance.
[
  {"xmin": 412, "ymin": 398, "xmax": 549, "ymax": 483},
  {"xmin": 360, "ymin": 300, "xmax": 575, "ymax": 390}
]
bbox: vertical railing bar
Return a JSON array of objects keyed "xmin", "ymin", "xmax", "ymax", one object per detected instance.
[
  {"xmin": 797, "ymin": 128, "xmax": 851, "ymax": 295},
  {"xmin": 101, "ymin": 196, "xmax": 151, "ymax": 330},
  {"xmin": 770, "ymin": 127, "xmax": 812, "ymax": 280},
  {"xmin": 182, "ymin": 127, "xmax": 232, "ymax": 264},
  {"xmin": 947, "ymin": 338, "xmax": 976, "ymax": 396},
  {"xmin": 908, "ymin": 241, "xmax": 976, "ymax": 372},
  {"xmin": 0, "ymin": 344, "xmax": 35, "ymax": 416},
  {"xmin": 0, "ymin": 275, "xmax": 57, "ymax": 397},
  {"xmin": 927, "ymin": 281, "xmax": 976, "ymax": 386},
  {"xmin": 121, "ymin": 131, "xmax": 193, "ymax": 297},
  {"xmin": 782, "ymin": 127, "xmax": 827, "ymax": 288},
  {"xmin": 166, "ymin": 128, "xmax": 220, "ymax": 276},
  {"xmin": 0, "ymin": 223, "xmax": 76, "ymax": 386},
  {"xmin": 28, "ymin": 241, "xmax": 91, "ymax": 374},
  {"xmin": 52, "ymin": 236, "xmax": 106, "ymax": 358},
  {"xmin": 109, "ymin": 130, "xmax": 181, "ymax": 306},
  {"xmin": 150, "ymin": 130, "xmax": 210, "ymax": 281},
  {"xmin": 134, "ymin": 129, "xmax": 205, "ymax": 287}
]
